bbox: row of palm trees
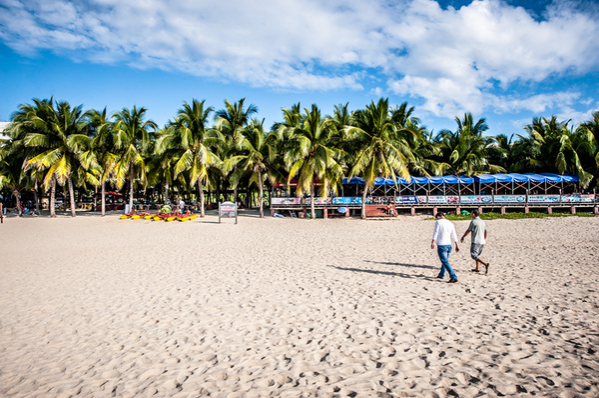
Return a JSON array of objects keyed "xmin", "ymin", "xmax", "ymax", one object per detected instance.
[{"xmin": 1, "ymin": 97, "xmax": 598, "ymax": 219}]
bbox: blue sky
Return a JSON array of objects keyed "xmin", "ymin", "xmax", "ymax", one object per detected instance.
[{"xmin": 1, "ymin": 0, "xmax": 598, "ymax": 137}]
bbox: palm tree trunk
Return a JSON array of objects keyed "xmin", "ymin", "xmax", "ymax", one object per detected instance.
[
  {"xmin": 94, "ymin": 185, "xmax": 98, "ymax": 212},
  {"xmin": 258, "ymin": 171, "xmax": 264, "ymax": 218},
  {"xmin": 163, "ymin": 180, "xmax": 169, "ymax": 205},
  {"xmin": 33, "ymin": 187, "xmax": 40, "ymax": 215},
  {"xmin": 198, "ymin": 178, "xmax": 205, "ymax": 217},
  {"xmin": 12, "ymin": 189, "xmax": 22, "ymax": 216},
  {"xmin": 246, "ymin": 182, "xmax": 251, "ymax": 208},
  {"xmin": 101, "ymin": 180, "xmax": 106, "ymax": 217},
  {"xmin": 361, "ymin": 185, "xmax": 368, "ymax": 219},
  {"xmin": 216, "ymin": 175, "xmax": 221, "ymax": 204},
  {"xmin": 49, "ymin": 178, "xmax": 56, "ymax": 218},
  {"xmin": 68, "ymin": 175, "xmax": 76, "ymax": 217},
  {"xmin": 310, "ymin": 181, "xmax": 316, "ymax": 220},
  {"xmin": 129, "ymin": 168, "xmax": 134, "ymax": 213}
]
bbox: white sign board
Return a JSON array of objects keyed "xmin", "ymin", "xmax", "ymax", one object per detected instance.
[{"xmin": 219, "ymin": 201, "xmax": 238, "ymax": 224}]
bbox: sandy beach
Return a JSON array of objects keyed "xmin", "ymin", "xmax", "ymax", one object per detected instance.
[{"xmin": 1, "ymin": 211, "xmax": 598, "ymax": 397}]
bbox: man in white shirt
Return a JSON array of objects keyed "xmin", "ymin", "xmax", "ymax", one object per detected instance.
[{"xmin": 431, "ymin": 212, "xmax": 460, "ymax": 283}]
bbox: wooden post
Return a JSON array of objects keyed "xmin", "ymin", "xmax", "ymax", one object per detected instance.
[
  {"xmin": 411, "ymin": 206, "xmax": 416, "ymax": 216},
  {"xmin": 478, "ymin": 206, "xmax": 483, "ymax": 214},
  {"xmin": 594, "ymin": 206, "xmax": 599, "ymax": 216},
  {"xmin": 0, "ymin": 203, "xmax": 3, "ymax": 223},
  {"xmin": 571, "ymin": 206, "xmax": 576, "ymax": 215},
  {"xmin": 456, "ymin": 206, "xmax": 461, "ymax": 216},
  {"xmin": 547, "ymin": 206, "xmax": 552, "ymax": 215},
  {"xmin": 433, "ymin": 206, "xmax": 438, "ymax": 217},
  {"xmin": 324, "ymin": 208, "xmax": 328, "ymax": 219},
  {"xmin": 501, "ymin": 206, "xmax": 506, "ymax": 215},
  {"xmin": 345, "ymin": 208, "xmax": 350, "ymax": 217},
  {"xmin": 270, "ymin": 208, "xmax": 275, "ymax": 217},
  {"xmin": 524, "ymin": 206, "xmax": 529, "ymax": 214}
]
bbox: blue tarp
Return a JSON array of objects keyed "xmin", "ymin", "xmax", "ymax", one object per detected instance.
[
  {"xmin": 342, "ymin": 177, "xmax": 365, "ymax": 185},
  {"xmin": 343, "ymin": 173, "xmax": 579, "ymax": 185},
  {"xmin": 539, "ymin": 173, "xmax": 579, "ymax": 183},
  {"xmin": 475, "ymin": 173, "xmax": 530, "ymax": 183},
  {"xmin": 477, "ymin": 173, "xmax": 579, "ymax": 184}
]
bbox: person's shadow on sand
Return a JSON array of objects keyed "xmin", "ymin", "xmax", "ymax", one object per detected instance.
[
  {"xmin": 328, "ymin": 262, "xmax": 438, "ymax": 280},
  {"xmin": 364, "ymin": 260, "xmax": 436, "ymax": 270}
]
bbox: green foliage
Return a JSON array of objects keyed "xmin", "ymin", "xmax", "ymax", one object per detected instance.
[
  {"xmin": 433, "ymin": 113, "xmax": 505, "ymax": 176},
  {"xmin": 2, "ymin": 95, "xmax": 599, "ymax": 219}
]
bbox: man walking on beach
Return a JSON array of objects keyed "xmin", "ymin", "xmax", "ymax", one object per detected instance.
[
  {"xmin": 431, "ymin": 212, "xmax": 460, "ymax": 283},
  {"xmin": 460, "ymin": 210, "xmax": 490, "ymax": 274}
]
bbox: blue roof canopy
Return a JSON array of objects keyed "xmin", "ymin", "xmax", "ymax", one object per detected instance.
[{"xmin": 342, "ymin": 173, "xmax": 579, "ymax": 185}]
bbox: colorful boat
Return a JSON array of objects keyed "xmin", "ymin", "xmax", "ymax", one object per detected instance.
[{"xmin": 120, "ymin": 211, "xmax": 138, "ymax": 219}]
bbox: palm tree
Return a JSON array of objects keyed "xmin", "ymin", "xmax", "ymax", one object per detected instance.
[
  {"xmin": 434, "ymin": 113, "xmax": 504, "ymax": 176},
  {"xmin": 282, "ymin": 104, "xmax": 344, "ymax": 219},
  {"xmin": 86, "ymin": 108, "xmax": 116, "ymax": 216},
  {"xmin": 577, "ymin": 111, "xmax": 599, "ymax": 187},
  {"xmin": 112, "ymin": 106, "xmax": 157, "ymax": 213},
  {"xmin": 215, "ymin": 99, "xmax": 258, "ymax": 141},
  {"xmin": 215, "ymin": 99, "xmax": 258, "ymax": 202},
  {"xmin": 155, "ymin": 99, "xmax": 222, "ymax": 217},
  {"xmin": 486, "ymin": 133, "xmax": 514, "ymax": 173},
  {"xmin": 9, "ymin": 99, "xmax": 55, "ymax": 216},
  {"xmin": 332, "ymin": 103, "xmax": 353, "ymax": 130},
  {"xmin": 391, "ymin": 102, "xmax": 419, "ymax": 128},
  {"xmin": 513, "ymin": 116, "xmax": 594, "ymax": 187},
  {"xmin": 223, "ymin": 119, "xmax": 284, "ymax": 217},
  {"xmin": 0, "ymin": 134, "xmax": 32, "ymax": 216},
  {"xmin": 146, "ymin": 128, "xmax": 175, "ymax": 205},
  {"xmin": 389, "ymin": 104, "xmax": 444, "ymax": 177},
  {"xmin": 14, "ymin": 99, "xmax": 94, "ymax": 217},
  {"xmin": 345, "ymin": 98, "xmax": 415, "ymax": 219}
]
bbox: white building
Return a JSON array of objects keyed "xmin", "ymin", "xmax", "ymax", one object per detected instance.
[{"xmin": 0, "ymin": 122, "xmax": 10, "ymax": 142}]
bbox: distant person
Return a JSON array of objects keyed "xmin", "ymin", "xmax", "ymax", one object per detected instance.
[
  {"xmin": 431, "ymin": 212, "xmax": 460, "ymax": 283},
  {"xmin": 386, "ymin": 201, "xmax": 397, "ymax": 216},
  {"xmin": 460, "ymin": 210, "xmax": 490, "ymax": 274}
]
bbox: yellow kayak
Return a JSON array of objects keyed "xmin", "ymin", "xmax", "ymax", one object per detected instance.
[
  {"xmin": 131, "ymin": 214, "xmax": 142, "ymax": 219},
  {"xmin": 188, "ymin": 214, "xmax": 198, "ymax": 220},
  {"xmin": 165, "ymin": 216, "xmax": 177, "ymax": 222},
  {"xmin": 153, "ymin": 216, "xmax": 162, "ymax": 221},
  {"xmin": 120, "ymin": 215, "xmax": 131, "ymax": 219},
  {"xmin": 144, "ymin": 214, "xmax": 155, "ymax": 219}
]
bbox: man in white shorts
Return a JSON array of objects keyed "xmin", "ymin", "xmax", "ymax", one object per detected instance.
[{"xmin": 460, "ymin": 210, "xmax": 490, "ymax": 274}]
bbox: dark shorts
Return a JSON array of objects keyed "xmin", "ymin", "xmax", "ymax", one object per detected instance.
[{"xmin": 470, "ymin": 243, "xmax": 484, "ymax": 260}]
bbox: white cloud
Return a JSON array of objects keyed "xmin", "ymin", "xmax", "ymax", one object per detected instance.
[
  {"xmin": 1, "ymin": 0, "xmax": 598, "ymax": 111},
  {"xmin": 556, "ymin": 103, "xmax": 599, "ymax": 127},
  {"xmin": 492, "ymin": 91, "xmax": 581, "ymax": 114},
  {"xmin": 386, "ymin": 0, "xmax": 599, "ymax": 117}
]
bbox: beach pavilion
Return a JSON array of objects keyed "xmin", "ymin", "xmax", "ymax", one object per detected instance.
[{"xmin": 270, "ymin": 173, "xmax": 597, "ymax": 218}]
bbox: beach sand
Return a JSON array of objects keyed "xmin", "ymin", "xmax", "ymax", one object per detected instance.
[{"xmin": 1, "ymin": 211, "xmax": 598, "ymax": 397}]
